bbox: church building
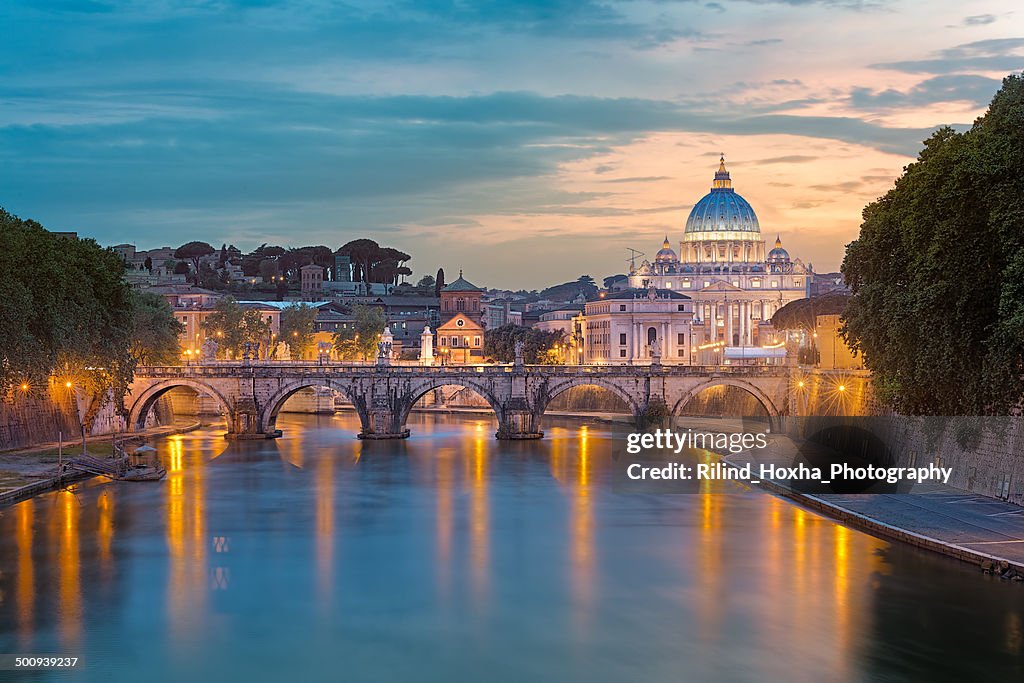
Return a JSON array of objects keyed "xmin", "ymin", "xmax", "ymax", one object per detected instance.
[{"xmin": 624, "ymin": 156, "xmax": 812, "ymax": 363}]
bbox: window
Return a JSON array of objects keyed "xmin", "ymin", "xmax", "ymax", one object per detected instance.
[
  {"xmin": 473, "ymin": 336, "xmax": 481, "ymax": 347},
  {"xmin": 456, "ymin": 319, "xmax": 465, "ymax": 327},
  {"xmin": 751, "ymin": 279, "xmax": 761, "ymax": 288},
  {"xmin": 794, "ymin": 278, "xmax": 802, "ymax": 286},
  {"xmin": 463, "ymin": 336, "xmax": 470, "ymax": 347},
  {"xmin": 619, "ymin": 304, "xmax": 626, "ymax": 311},
  {"xmin": 678, "ymin": 348, "xmax": 686, "ymax": 357},
  {"xmin": 704, "ymin": 281, "xmax": 711, "ymax": 288},
  {"xmin": 440, "ymin": 336, "xmax": 447, "ymax": 345},
  {"xmin": 665, "ymin": 282, "xmax": 672, "ymax": 288},
  {"xmin": 682, "ymin": 279, "xmax": 691, "ymax": 288},
  {"xmin": 619, "ymin": 333, "xmax": 627, "ymax": 345},
  {"xmin": 732, "ymin": 281, "xmax": 739, "ymax": 287},
  {"xmin": 677, "ymin": 304, "xmax": 686, "ymax": 311},
  {"xmin": 771, "ymin": 280, "xmax": 779, "ymax": 288},
  {"xmin": 677, "ymin": 333, "xmax": 686, "ymax": 345},
  {"xmin": 619, "ymin": 349, "xmax": 627, "ymax": 358},
  {"xmin": 451, "ymin": 337, "xmax": 459, "ymax": 347}
]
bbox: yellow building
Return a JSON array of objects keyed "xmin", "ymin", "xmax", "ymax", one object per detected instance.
[{"xmin": 814, "ymin": 314, "xmax": 862, "ymax": 370}]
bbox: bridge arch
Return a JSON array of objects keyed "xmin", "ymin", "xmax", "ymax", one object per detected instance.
[
  {"xmin": 398, "ymin": 377, "xmax": 505, "ymax": 425},
  {"xmin": 127, "ymin": 379, "xmax": 233, "ymax": 432},
  {"xmin": 672, "ymin": 378, "xmax": 782, "ymax": 420},
  {"xmin": 261, "ymin": 380, "xmax": 367, "ymax": 435},
  {"xmin": 538, "ymin": 377, "xmax": 643, "ymax": 419}
]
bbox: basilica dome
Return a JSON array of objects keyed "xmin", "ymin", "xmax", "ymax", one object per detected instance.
[
  {"xmin": 654, "ymin": 236, "xmax": 677, "ymax": 262},
  {"xmin": 684, "ymin": 156, "xmax": 761, "ymax": 236},
  {"xmin": 767, "ymin": 235, "xmax": 790, "ymax": 262}
]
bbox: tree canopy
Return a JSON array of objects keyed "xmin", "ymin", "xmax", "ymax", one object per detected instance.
[
  {"xmin": 201, "ymin": 296, "xmax": 272, "ymax": 359},
  {"xmin": 280, "ymin": 303, "xmax": 318, "ymax": 359},
  {"xmin": 128, "ymin": 291, "xmax": 185, "ymax": 365},
  {"xmin": 0, "ymin": 208, "xmax": 135, "ymax": 417},
  {"xmin": 770, "ymin": 293, "xmax": 850, "ymax": 331},
  {"xmin": 483, "ymin": 325, "xmax": 565, "ymax": 364},
  {"xmin": 333, "ymin": 304, "xmax": 386, "ymax": 361},
  {"xmin": 173, "ymin": 241, "xmax": 215, "ymax": 284},
  {"xmin": 841, "ymin": 73, "xmax": 1024, "ymax": 415}
]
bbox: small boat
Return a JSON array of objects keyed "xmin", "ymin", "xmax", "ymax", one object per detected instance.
[{"xmin": 118, "ymin": 464, "xmax": 167, "ymax": 481}]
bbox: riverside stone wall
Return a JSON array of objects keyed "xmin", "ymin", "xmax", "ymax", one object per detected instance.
[
  {"xmin": 796, "ymin": 369, "xmax": 1023, "ymax": 506},
  {"xmin": 0, "ymin": 385, "xmax": 172, "ymax": 451}
]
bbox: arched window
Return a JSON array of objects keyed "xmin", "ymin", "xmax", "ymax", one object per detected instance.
[{"xmin": 647, "ymin": 327, "xmax": 657, "ymax": 345}]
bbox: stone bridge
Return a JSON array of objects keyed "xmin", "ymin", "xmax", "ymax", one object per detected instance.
[{"xmin": 127, "ymin": 363, "xmax": 794, "ymax": 440}]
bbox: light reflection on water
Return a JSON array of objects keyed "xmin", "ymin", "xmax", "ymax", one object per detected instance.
[{"xmin": 0, "ymin": 412, "xmax": 1022, "ymax": 682}]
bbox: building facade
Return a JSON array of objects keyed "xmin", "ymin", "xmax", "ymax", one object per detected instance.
[{"xmin": 579, "ymin": 288, "xmax": 694, "ymax": 365}]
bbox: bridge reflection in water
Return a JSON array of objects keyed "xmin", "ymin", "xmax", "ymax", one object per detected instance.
[{"xmin": 0, "ymin": 413, "xmax": 1022, "ymax": 681}]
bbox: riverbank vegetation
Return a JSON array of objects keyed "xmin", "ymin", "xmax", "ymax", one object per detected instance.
[
  {"xmin": 841, "ymin": 73, "xmax": 1024, "ymax": 414},
  {"xmin": 0, "ymin": 209, "xmax": 182, "ymax": 421}
]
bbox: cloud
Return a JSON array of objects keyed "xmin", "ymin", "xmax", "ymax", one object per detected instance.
[
  {"xmin": 848, "ymin": 74, "xmax": 1003, "ymax": 109},
  {"xmin": 872, "ymin": 37, "xmax": 1024, "ymax": 74},
  {"xmin": 963, "ymin": 14, "xmax": 997, "ymax": 26}
]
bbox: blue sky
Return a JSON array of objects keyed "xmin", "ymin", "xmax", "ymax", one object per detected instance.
[{"xmin": 2, "ymin": 1, "xmax": 1022, "ymax": 287}]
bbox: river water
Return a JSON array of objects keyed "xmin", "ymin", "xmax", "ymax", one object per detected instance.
[{"xmin": 0, "ymin": 413, "xmax": 1022, "ymax": 682}]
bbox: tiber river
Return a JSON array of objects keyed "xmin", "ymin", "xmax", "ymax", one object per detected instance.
[{"xmin": 0, "ymin": 413, "xmax": 1022, "ymax": 682}]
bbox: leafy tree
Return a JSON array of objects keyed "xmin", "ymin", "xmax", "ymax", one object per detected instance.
[
  {"xmin": 241, "ymin": 244, "xmax": 285, "ymax": 276},
  {"xmin": 281, "ymin": 303, "xmax": 318, "ymax": 359},
  {"xmin": 417, "ymin": 274, "xmax": 435, "ymax": 289},
  {"xmin": 483, "ymin": 324, "xmax": 565, "ymax": 364},
  {"xmin": 173, "ymin": 241, "xmax": 215, "ymax": 284},
  {"xmin": 333, "ymin": 304, "xmax": 386, "ymax": 361},
  {"xmin": 338, "ymin": 239, "xmax": 380, "ymax": 287},
  {"xmin": 128, "ymin": 291, "xmax": 184, "ymax": 365},
  {"xmin": 771, "ymin": 293, "xmax": 850, "ymax": 331},
  {"xmin": 143, "ymin": 256, "xmax": 153, "ymax": 273},
  {"xmin": 173, "ymin": 261, "xmax": 190, "ymax": 275},
  {"xmin": 0, "ymin": 208, "xmax": 134, "ymax": 424},
  {"xmin": 201, "ymin": 296, "xmax": 272, "ymax": 359},
  {"xmin": 841, "ymin": 73, "xmax": 1024, "ymax": 414}
]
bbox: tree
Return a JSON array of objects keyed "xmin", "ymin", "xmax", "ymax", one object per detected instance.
[
  {"xmin": 417, "ymin": 274, "xmax": 435, "ymax": 290},
  {"xmin": 483, "ymin": 324, "xmax": 565, "ymax": 364},
  {"xmin": 281, "ymin": 303, "xmax": 318, "ymax": 360},
  {"xmin": 333, "ymin": 305, "xmax": 386, "ymax": 361},
  {"xmin": 143, "ymin": 256, "xmax": 153, "ymax": 273},
  {"xmin": 173, "ymin": 261, "xmax": 190, "ymax": 275},
  {"xmin": 241, "ymin": 244, "xmax": 285, "ymax": 276},
  {"xmin": 0, "ymin": 208, "xmax": 135, "ymax": 423},
  {"xmin": 201, "ymin": 296, "xmax": 272, "ymax": 359},
  {"xmin": 841, "ymin": 73, "xmax": 1024, "ymax": 415},
  {"xmin": 173, "ymin": 241, "xmax": 215, "ymax": 284},
  {"xmin": 338, "ymin": 239, "xmax": 380, "ymax": 287},
  {"xmin": 128, "ymin": 291, "xmax": 184, "ymax": 365},
  {"xmin": 435, "ymin": 268, "xmax": 445, "ymax": 296}
]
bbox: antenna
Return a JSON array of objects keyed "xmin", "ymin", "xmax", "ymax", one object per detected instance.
[{"xmin": 626, "ymin": 248, "xmax": 645, "ymax": 271}]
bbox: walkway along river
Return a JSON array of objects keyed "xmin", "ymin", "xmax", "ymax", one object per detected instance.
[{"xmin": 0, "ymin": 413, "xmax": 1022, "ymax": 682}]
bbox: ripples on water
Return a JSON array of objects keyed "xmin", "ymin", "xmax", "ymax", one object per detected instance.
[{"xmin": 0, "ymin": 413, "xmax": 1022, "ymax": 682}]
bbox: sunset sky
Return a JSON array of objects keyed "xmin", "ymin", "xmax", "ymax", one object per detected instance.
[{"xmin": 2, "ymin": 1, "xmax": 1022, "ymax": 288}]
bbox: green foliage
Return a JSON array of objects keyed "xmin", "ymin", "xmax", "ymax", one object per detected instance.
[
  {"xmin": 280, "ymin": 303, "xmax": 318, "ymax": 359},
  {"xmin": 333, "ymin": 305, "xmax": 386, "ymax": 360},
  {"xmin": 201, "ymin": 296, "xmax": 272, "ymax": 359},
  {"xmin": 337, "ymin": 240, "xmax": 411, "ymax": 287},
  {"xmin": 129, "ymin": 291, "xmax": 184, "ymax": 365},
  {"xmin": 770, "ymin": 293, "xmax": 850, "ymax": 331},
  {"xmin": 173, "ymin": 241, "xmax": 215, "ymax": 284},
  {"xmin": 841, "ymin": 73, "xmax": 1024, "ymax": 414},
  {"xmin": 483, "ymin": 324, "xmax": 565, "ymax": 364},
  {"xmin": 0, "ymin": 208, "xmax": 135, "ymax": 418}
]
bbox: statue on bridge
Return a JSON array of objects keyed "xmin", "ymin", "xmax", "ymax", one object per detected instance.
[
  {"xmin": 650, "ymin": 338, "xmax": 662, "ymax": 365},
  {"xmin": 200, "ymin": 338, "xmax": 219, "ymax": 364},
  {"xmin": 513, "ymin": 340, "xmax": 525, "ymax": 368},
  {"xmin": 376, "ymin": 340, "xmax": 393, "ymax": 366}
]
